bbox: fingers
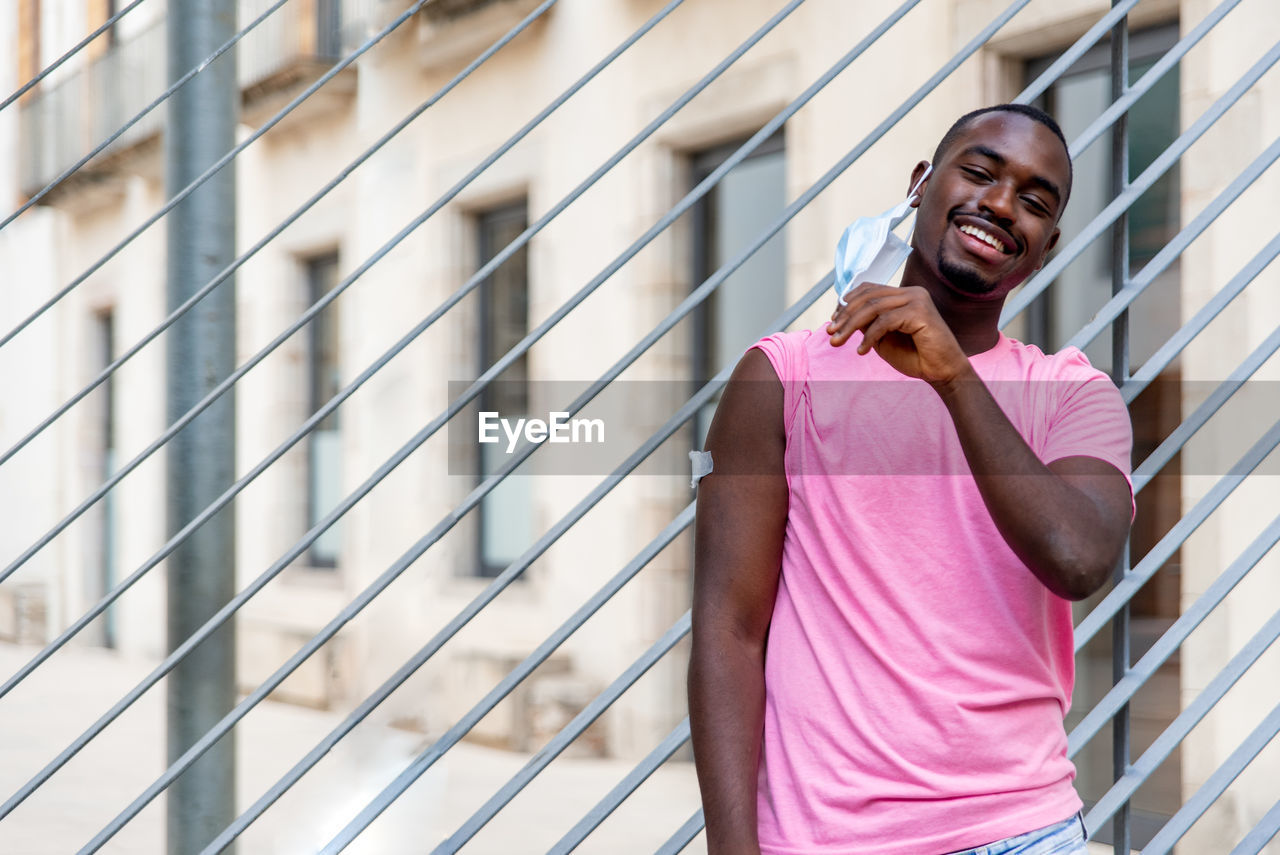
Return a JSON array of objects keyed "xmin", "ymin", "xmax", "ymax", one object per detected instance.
[
  {"xmin": 832, "ymin": 283, "xmax": 896, "ymax": 319},
  {"xmin": 832, "ymin": 284, "xmax": 905, "ymax": 325},
  {"xmin": 827, "ymin": 284, "xmax": 910, "ymax": 347},
  {"xmin": 858, "ymin": 306, "xmax": 920, "ymax": 354}
]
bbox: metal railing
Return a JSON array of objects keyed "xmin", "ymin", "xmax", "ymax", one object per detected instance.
[{"xmin": 1, "ymin": 0, "xmax": 1277, "ymax": 851}]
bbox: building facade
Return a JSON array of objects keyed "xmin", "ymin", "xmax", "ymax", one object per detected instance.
[{"xmin": 0, "ymin": 0, "xmax": 1276, "ymax": 850}]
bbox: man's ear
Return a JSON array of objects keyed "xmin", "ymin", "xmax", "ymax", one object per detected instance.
[
  {"xmin": 908, "ymin": 160, "xmax": 931, "ymax": 208},
  {"xmin": 1035, "ymin": 227, "xmax": 1061, "ymax": 269}
]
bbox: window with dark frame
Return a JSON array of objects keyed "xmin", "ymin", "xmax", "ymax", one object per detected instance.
[
  {"xmin": 1023, "ymin": 25, "xmax": 1181, "ymax": 364},
  {"xmin": 317, "ymin": 0, "xmax": 341, "ymax": 58},
  {"xmin": 306, "ymin": 252, "xmax": 342, "ymax": 569},
  {"xmin": 93, "ymin": 309, "xmax": 118, "ymax": 648},
  {"xmin": 18, "ymin": 0, "xmax": 42, "ymax": 96},
  {"xmin": 105, "ymin": 0, "xmax": 118, "ymax": 47},
  {"xmin": 475, "ymin": 201, "xmax": 534, "ymax": 578},
  {"xmin": 688, "ymin": 129, "xmax": 787, "ymax": 448}
]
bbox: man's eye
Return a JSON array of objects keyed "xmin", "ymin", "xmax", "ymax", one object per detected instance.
[
  {"xmin": 1022, "ymin": 196, "xmax": 1050, "ymax": 215},
  {"xmin": 961, "ymin": 167, "xmax": 989, "ymax": 181}
]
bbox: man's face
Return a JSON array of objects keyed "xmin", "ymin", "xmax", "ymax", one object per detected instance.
[{"xmin": 910, "ymin": 113, "xmax": 1071, "ymax": 300}]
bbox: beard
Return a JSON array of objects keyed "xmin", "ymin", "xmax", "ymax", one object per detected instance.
[{"xmin": 936, "ymin": 245, "xmax": 1001, "ymax": 296}]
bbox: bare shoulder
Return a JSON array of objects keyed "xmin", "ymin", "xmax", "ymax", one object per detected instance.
[
  {"xmin": 694, "ymin": 347, "xmax": 788, "ymax": 639},
  {"xmin": 703, "ymin": 348, "xmax": 784, "ymax": 467}
]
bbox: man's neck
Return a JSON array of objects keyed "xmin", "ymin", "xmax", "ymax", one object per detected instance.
[{"xmin": 904, "ymin": 258, "xmax": 1006, "ymax": 357}]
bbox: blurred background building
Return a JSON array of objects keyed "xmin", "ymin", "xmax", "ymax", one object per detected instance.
[{"xmin": 0, "ymin": 0, "xmax": 1276, "ymax": 851}]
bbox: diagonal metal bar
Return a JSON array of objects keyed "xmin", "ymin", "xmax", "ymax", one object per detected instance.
[
  {"xmin": 303, "ymin": 260, "xmax": 826, "ymax": 851},
  {"xmin": 395, "ymin": 0, "xmax": 1037, "ymax": 564},
  {"xmin": 1121, "ymin": 227, "xmax": 1280, "ymax": 404},
  {"xmin": 1015, "ymin": 0, "xmax": 1142, "ymax": 106},
  {"xmin": 29, "ymin": 0, "xmax": 980, "ymax": 811},
  {"xmin": 0, "ymin": 0, "xmax": 562, "ymax": 694},
  {"xmin": 332, "ymin": 6, "xmax": 1269, "ymax": 844},
  {"xmin": 301, "ymin": 0, "xmax": 1033, "ymax": 601},
  {"xmin": 1141, "ymin": 701, "xmax": 1280, "ymax": 855},
  {"xmin": 1066, "ymin": 0, "xmax": 1247, "ymax": 158},
  {"xmin": 1067, "ymin": 134, "xmax": 1280, "ymax": 353},
  {"xmin": 1133, "ymin": 323, "xmax": 1280, "ymax": 494},
  {"xmin": 395, "ymin": 0, "xmax": 822, "ymax": 353},
  {"xmin": 0, "ymin": 0, "xmax": 810, "ymax": 724},
  {"xmin": 77, "ymin": 0, "xmax": 1064, "ymax": 838},
  {"xmin": 0, "ymin": 0, "xmax": 423, "ymax": 454},
  {"xmin": 2, "ymin": 0, "xmax": 291, "ymax": 230},
  {"xmin": 656, "ymin": 810, "xmax": 705, "ymax": 855},
  {"xmin": 226, "ymin": 205, "xmax": 810, "ymax": 850},
  {"xmin": 0, "ymin": 0, "xmax": 433, "ymax": 353},
  {"xmin": 14, "ymin": 0, "xmax": 690, "ymax": 843},
  {"xmin": 72, "ymin": 145, "xmax": 783, "ymax": 855},
  {"xmin": 17, "ymin": 0, "xmax": 1152, "ymax": 839},
  {"xmin": 264, "ymin": 266, "xmax": 824, "ymax": 851},
  {"xmin": 195, "ymin": 4, "xmax": 1056, "ymax": 785},
  {"xmin": 0, "ymin": 0, "xmax": 710, "ymax": 590},
  {"xmin": 1071, "ymin": 226, "xmax": 1280, "ymax": 649},
  {"xmin": 431, "ymin": 0, "xmax": 966, "ymax": 465},
  {"xmin": 0, "ymin": 0, "xmax": 148, "ymax": 114},
  {"xmin": 547, "ymin": 719, "xmax": 692, "ymax": 855},
  {"xmin": 1074, "ymin": 416, "xmax": 1280, "ymax": 652},
  {"xmin": 205, "ymin": 502, "xmax": 696, "ymax": 853},
  {"xmin": 1001, "ymin": 19, "xmax": 1277, "ymax": 328},
  {"xmin": 1085, "ymin": 607, "xmax": 1280, "ymax": 831},
  {"xmin": 410, "ymin": 613, "xmax": 693, "ymax": 855},
  {"xmin": 0, "ymin": 0, "xmax": 1264, "ymax": 844},
  {"xmin": 1230, "ymin": 797, "xmax": 1280, "ymax": 855},
  {"xmin": 1070, "ymin": 512, "xmax": 1280, "ymax": 756},
  {"xmin": 227, "ymin": 21, "xmax": 1198, "ymax": 839}
]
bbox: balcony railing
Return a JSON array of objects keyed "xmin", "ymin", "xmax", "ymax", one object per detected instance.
[
  {"xmin": 17, "ymin": 0, "xmax": 370, "ymax": 199},
  {"xmin": 18, "ymin": 19, "xmax": 165, "ymax": 198}
]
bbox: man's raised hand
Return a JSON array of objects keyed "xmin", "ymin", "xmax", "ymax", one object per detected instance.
[{"xmin": 826, "ymin": 283, "xmax": 971, "ymax": 387}]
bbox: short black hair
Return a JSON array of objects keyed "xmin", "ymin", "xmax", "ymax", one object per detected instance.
[{"xmin": 932, "ymin": 103, "xmax": 1073, "ymax": 206}]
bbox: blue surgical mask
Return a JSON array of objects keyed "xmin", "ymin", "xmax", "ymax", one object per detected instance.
[{"xmin": 833, "ymin": 165, "xmax": 931, "ymax": 305}]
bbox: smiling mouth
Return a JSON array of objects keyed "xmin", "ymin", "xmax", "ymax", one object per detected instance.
[{"xmin": 957, "ymin": 223, "xmax": 1014, "ymax": 255}]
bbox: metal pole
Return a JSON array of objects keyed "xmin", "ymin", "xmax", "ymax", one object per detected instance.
[
  {"xmin": 1108, "ymin": 4, "xmax": 1132, "ymax": 853},
  {"xmin": 165, "ymin": 1, "xmax": 237, "ymax": 852}
]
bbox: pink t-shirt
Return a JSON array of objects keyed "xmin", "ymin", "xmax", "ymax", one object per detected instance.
[{"xmin": 750, "ymin": 327, "xmax": 1133, "ymax": 855}]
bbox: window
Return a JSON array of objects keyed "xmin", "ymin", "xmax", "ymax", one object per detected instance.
[
  {"xmin": 1024, "ymin": 26, "xmax": 1181, "ymax": 369},
  {"xmin": 425, "ymin": 0, "xmax": 505, "ymax": 23},
  {"xmin": 475, "ymin": 201, "xmax": 534, "ymax": 578},
  {"xmin": 317, "ymin": 0, "xmax": 341, "ymax": 58},
  {"xmin": 689, "ymin": 130, "xmax": 787, "ymax": 445},
  {"xmin": 104, "ymin": 0, "xmax": 118, "ymax": 48},
  {"xmin": 306, "ymin": 253, "xmax": 342, "ymax": 568},
  {"xmin": 89, "ymin": 309, "xmax": 117, "ymax": 648},
  {"xmin": 18, "ymin": 0, "xmax": 41, "ymax": 95}
]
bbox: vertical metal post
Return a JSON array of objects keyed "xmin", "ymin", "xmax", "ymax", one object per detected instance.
[
  {"xmin": 165, "ymin": 1, "xmax": 237, "ymax": 853},
  {"xmin": 1109, "ymin": 5, "xmax": 1132, "ymax": 854}
]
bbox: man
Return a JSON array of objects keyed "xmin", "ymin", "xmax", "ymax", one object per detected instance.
[{"xmin": 688, "ymin": 104, "xmax": 1134, "ymax": 854}]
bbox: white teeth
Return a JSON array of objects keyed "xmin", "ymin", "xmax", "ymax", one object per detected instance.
[{"xmin": 959, "ymin": 224, "xmax": 1008, "ymax": 253}]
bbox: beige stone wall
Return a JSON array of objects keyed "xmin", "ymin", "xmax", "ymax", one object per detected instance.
[
  {"xmin": 0, "ymin": 0, "xmax": 1277, "ymax": 846},
  {"xmin": 1177, "ymin": 1, "xmax": 1280, "ymax": 853}
]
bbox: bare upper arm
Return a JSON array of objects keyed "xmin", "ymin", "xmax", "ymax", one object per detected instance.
[{"xmin": 692, "ymin": 348, "xmax": 789, "ymax": 648}]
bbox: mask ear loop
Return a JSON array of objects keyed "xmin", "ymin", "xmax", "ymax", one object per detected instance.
[
  {"xmin": 902, "ymin": 163, "xmax": 932, "ymax": 242},
  {"xmin": 908, "ymin": 163, "xmax": 932, "ymax": 200}
]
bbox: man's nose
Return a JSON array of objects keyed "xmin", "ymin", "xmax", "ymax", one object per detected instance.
[{"xmin": 978, "ymin": 181, "xmax": 1016, "ymax": 224}]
